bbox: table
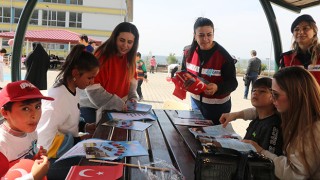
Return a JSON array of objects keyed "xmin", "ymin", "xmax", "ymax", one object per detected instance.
[{"xmin": 79, "ymin": 110, "xmax": 203, "ymax": 180}]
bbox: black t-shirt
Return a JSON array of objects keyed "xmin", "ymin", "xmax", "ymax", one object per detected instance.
[{"xmin": 244, "ymin": 113, "xmax": 283, "ymax": 156}]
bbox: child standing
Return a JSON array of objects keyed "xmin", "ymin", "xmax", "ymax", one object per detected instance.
[
  {"xmin": 0, "ymin": 48, "xmax": 7, "ymax": 85},
  {"xmin": 220, "ymin": 77, "xmax": 283, "ymax": 155},
  {"xmin": 0, "ymin": 80, "xmax": 53, "ymax": 179}
]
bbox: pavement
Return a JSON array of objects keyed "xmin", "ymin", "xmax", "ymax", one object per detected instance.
[{"xmin": 1, "ymin": 66, "xmax": 253, "ymax": 137}]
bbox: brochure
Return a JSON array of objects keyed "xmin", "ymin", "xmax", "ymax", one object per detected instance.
[
  {"xmin": 83, "ymin": 140, "xmax": 148, "ymax": 159},
  {"xmin": 173, "ymin": 118, "xmax": 213, "ymax": 127},
  {"xmin": 126, "ymin": 102, "xmax": 152, "ymax": 113},
  {"xmin": 205, "ymin": 138, "xmax": 256, "ymax": 152},
  {"xmin": 66, "ymin": 165, "xmax": 123, "ymax": 180},
  {"xmin": 102, "ymin": 120, "xmax": 152, "ymax": 131},
  {"xmin": 177, "ymin": 110, "xmax": 204, "ymax": 119},
  {"xmin": 108, "ymin": 112, "xmax": 157, "ymax": 121},
  {"xmin": 188, "ymin": 124, "xmax": 242, "ymax": 140},
  {"xmin": 55, "ymin": 139, "xmax": 117, "ymax": 162}
]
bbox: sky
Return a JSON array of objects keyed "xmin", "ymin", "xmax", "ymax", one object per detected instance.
[{"xmin": 132, "ymin": 0, "xmax": 320, "ymax": 60}]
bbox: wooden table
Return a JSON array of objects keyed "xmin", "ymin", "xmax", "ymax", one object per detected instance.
[{"xmin": 79, "ymin": 110, "xmax": 203, "ymax": 180}]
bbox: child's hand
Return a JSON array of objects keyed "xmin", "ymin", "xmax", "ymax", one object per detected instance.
[
  {"xmin": 33, "ymin": 146, "xmax": 47, "ymax": 160},
  {"xmin": 31, "ymin": 156, "xmax": 50, "ymax": 180},
  {"xmin": 85, "ymin": 123, "xmax": 96, "ymax": 135}
]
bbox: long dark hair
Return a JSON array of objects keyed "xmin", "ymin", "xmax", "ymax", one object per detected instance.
[
  {"xmin": 55, "ymin": 44, "xmax": 99, "ymax": 87},
  {"xmin": 95, "ymin": 22, "xmax": 139, "ymax": 80},
  {"xmin": 186, "ymin": 17, "xmax": 214, "ymax": 60}
]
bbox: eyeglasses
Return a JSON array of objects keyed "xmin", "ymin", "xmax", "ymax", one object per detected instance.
[
  {"xmin": 271, "ymin": 89, "xmax": 284, "ymax": 100},
  {"xmin": 293, "ymin": 26, "xmax": 312, "ymax": 33}
]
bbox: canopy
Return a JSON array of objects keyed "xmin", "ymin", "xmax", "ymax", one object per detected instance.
[{"xmin": 0, "ymin": 29, "xmax": 102, "ymax": 45}]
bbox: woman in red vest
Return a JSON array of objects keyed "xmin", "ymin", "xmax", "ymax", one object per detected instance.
[
  {"xmin": 181, "ymin": 17, "xmax": 238, "ymax": 124},
  {"xmin": 280, "ymin": 14, "xmax": 320, "ymax": 84}
]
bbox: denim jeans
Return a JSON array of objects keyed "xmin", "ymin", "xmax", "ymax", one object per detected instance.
[{"xmin": 244, "ymin": 73, "xmax": 258, "ymax": 99}]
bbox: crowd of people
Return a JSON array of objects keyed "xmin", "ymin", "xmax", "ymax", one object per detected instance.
[{"xmin": 0, "ymin": 13, "xmax": 320, "ymax": 179}]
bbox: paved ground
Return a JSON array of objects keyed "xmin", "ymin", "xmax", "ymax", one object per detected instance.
[{"xmin": 1, "ymin": 66, "xmax": 253, "ymax": 137}]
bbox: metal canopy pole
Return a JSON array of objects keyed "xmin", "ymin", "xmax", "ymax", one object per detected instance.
[
  {"xmin": 11, "ymin": 0, "xmax": 38, "ymax": 81},
  {"xmin": 259, "ymin": 0, "xmax": 283, "ymax": 70}
]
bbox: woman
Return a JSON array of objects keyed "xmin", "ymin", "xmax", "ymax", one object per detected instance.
[
  {"xmin": 80, "ymin": 22, "xmax": 139, "ymax": 123},
  {"xmin": 280, "ymin": 14, "xmax": 320, "ymax": 84},
  {"xmin": 181, "ymin": 17, "xmax": 238, "ymax": 124}
]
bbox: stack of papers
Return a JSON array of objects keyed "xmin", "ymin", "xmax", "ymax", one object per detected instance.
[
  {"xmin": 108, "ymin": 112, "xmax": 157, "ymax": 121},
  {"xmin": 102, "ymin": 120, "xmax": 152, "ymax": 131}
]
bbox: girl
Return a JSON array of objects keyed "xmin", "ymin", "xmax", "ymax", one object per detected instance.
[
  {"xmin": 80, "ymin": 22, "xmax": 139, "ymax": 123},
  {"xmin": 37, "ymin": 44, "xmax": 99, "ymax": 158}
]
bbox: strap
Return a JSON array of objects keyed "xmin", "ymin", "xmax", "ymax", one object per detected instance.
[
  {"xmin": 209, "ymin": 146, "xmax": 242, "ymax": 157},
  {"xmin": 237, "ymin": 152, "xmax": 249, "ymax": 180}
]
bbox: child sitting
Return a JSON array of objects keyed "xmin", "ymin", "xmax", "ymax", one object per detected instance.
[
  {"xmin": 220, "ymin": 77, "xmax": 283, "ymax": 155},
  {"xmin": 0, "ymin": 80, "xmax": 54, "ymax": 179}
]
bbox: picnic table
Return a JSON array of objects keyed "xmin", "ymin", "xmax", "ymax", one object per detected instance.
[{"xmin": 79, "ymin": 109, "xmax": 203, "ymax": 180}]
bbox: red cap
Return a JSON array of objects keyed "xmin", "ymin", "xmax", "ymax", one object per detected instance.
[{"xmin": 0, "ymin": 80, "xmax": 54, "ymax": 108}]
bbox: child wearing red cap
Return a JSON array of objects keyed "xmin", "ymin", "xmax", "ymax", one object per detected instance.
[{"xmin": 0, "ymin": 80, "xmax": 54, "ymax": 179}]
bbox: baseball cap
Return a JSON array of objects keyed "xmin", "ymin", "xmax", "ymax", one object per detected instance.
[
  {"xmin": 291, "ymin": 14, "xmax": 316, "ymax": 33},
  {"xmin": 0, "ymin": 80, "xmax": 54, "ymax": 108}
]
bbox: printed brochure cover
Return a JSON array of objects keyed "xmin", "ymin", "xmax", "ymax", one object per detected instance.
[
  {"xmin": 108, "ymin": 112, "xmax": 157, "ymax": 121},
  {"xmin": 83, "ymin": 140, "xmax": 148, "ymax": 160},
  {"xmin": 126, "ymin": 102, "xmax": 152, "ymax": 113},
  {"xmin": 102, "ymin": 120, "xmax": 152, "ymax": 131}
]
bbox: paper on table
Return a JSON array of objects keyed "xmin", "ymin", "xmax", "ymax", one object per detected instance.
[
  {"xmin": 108, "ymin": 112, "xmax": 157, "ymax": 121},
  {"xmin": 55, "ymin": 139, "xmax": 118, "ymax": 163},
  {"xmin": 102, "ymin": 120, "xmax": 152, "ymax": 131},
  {"xmin": 189, "ymin": 124, "xmax": 242, "ymax": 140},
  {"xmin": 212, "ymin": 138, "xmax": 256, "ymax": 152},
  {"xmin": 173, "ymin": 118, "xmax": 213, "ymax": 127},
  {"xmin": 126, "ymin": 102, "xmax": 152, "ymax": 113},
  {"xmin": 177, "ymin": 110, "xmax": 204, "ymax": 119}
]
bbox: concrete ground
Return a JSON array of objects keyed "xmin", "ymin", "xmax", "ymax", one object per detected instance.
[{"xmin": 1, "ymin": 66, "xmax": 253, "ymax": 137}]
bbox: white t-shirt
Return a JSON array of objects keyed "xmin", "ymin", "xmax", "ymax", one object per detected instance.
[{"xmin": 37, "ymin": 84, "xmax": 80, "ymax": 150}]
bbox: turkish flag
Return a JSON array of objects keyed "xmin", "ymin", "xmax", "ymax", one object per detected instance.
[
  {"xmin": 4, "ymin": 159, "xmax": 47, "ymax": 180},
  {"xmin": 66, "ymin": 165, "xmax": 123, "ymax": 180}
]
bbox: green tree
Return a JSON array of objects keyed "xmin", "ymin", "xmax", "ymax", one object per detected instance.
[
  {"xmin": 261, "ymin": 63, "xmax": 267, "ymax": 72},
  {"xmin": 166, "ymin": 53, "xmax": 178, "ymax": 64}
]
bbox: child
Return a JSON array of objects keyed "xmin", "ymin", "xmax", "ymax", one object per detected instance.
[
  {"xmin": 0, "ymin": 48, "xmax": 7, "ymax": 84},
  {"xmin": 36, "ymin": 44, "xmax": 100, "ymax": 159},
  {"xmin": 220, "ymin": 77, "xmax": 283, "ymax": 155},
  {"xmin": 0, "ymin": 80, "xmax": 53, "ymax": 179}
]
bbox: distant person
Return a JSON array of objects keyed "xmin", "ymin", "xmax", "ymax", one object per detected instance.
[
  {"xmin": 79, "ymin": 34, "xmax": 94, "ymax": 53},
  {"xmin": 279, "ymin": 14, "xmax": 320, "ymax": 84},
  {"xmin": 150, "ymin": 56, "xmax": 157, "ymax": 73},
  {"xmin": 0, "ymin": 80, "xmax": 53, "ymax": 179},
  {"xmin": 220, "ymin": 77, "xmax": 283, "ymax": 155},
  {"xmin": 244, "ymin": 50, "xmax": 261, "ymax": 99},
  {"xmin": 80, "ymin": 22, "xmax": 139, "ymax": 123},
  {"xmin": 136, "ymin": 52, "xmax": 147, "ymax": 101},
  {"xmin": 0, "ymin": 48, "xmax": 7, "ymax": 84},
  {"xmin": 167, "ymin": 63, "xmax": 179, "ymax": 78},
  {"xmin": 181, "ymin": 17, "xmax": 238, "ymax": 124},
  {"xmin": 24, "ymin": 42, "xmax": 50, "ymax": 90}
]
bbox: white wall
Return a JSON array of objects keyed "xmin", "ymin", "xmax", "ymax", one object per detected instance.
[
  {"xmin": 82, "ymin": 13, "xmax": 124, "ymax": 31},
  {"xmin": 83, "ymin": 0, "xmax": 126, "ymax": 9}
]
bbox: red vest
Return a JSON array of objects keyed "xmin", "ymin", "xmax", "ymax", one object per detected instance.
[
  {"xmin": 186, "ymin": 48, "xmax": 230, "ymax": 103},
  {"xmin": 283, "ymin": 53, "xmax": 320, "ymax": 85}
]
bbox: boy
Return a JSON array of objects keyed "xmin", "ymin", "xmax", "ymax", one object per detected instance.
[
  {"xmin": 0, "ymin": 80, "xmax": 54, "ymax": 179},
  {"xmin": 220, "ymin": 77, "xmax": 283, "ymax": 155}
]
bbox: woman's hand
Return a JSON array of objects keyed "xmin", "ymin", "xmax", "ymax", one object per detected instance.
[
  {"xmin": 242, "ymin": 140, "xmax": 264, "ymax": 153},
  {"xmin": 204, "ymin": 83, "xmax": 218, "ymax": 95},
  {"xmin": 31, "ymin": 156, "xmax": 50, "ymax": 180}
]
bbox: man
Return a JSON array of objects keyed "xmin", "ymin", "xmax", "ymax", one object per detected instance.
[
  {"xmin": 79, "ymin": 34, "xmax": 94, "ymax": 53},
  {"xmin": 150, "ymin": 56, "xmax": 156, "ymax": 73},
  {"xmin": 244, "ymin": 50, "xmax": 261, "ymax": 99}
]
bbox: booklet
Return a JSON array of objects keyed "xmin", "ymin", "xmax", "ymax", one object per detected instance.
[
  {"xmin": 189, "ymin": 124, "xmax": 242, "ymax": 140},
  {"xmin": 66, "ymin": 165, "xmax": 123, "ymax": 180},
  {"xmin": 177, "ymin": 110, "xmax": 204, "ymax": 119},
  {"xmin": 173, "ymin": 118, "xmax": 213, "ymax": 127},
  {"xmin": 126, "ymin": 102, "xmax": 152, "ymax": 113},
  {"xmin": 204, "ymin": 138, "xmax": 256, "ymax": 152},
  {"xmin": 108, "ymin": 112, "xmax": 157, "ymax": 121},
  {"xmin": 83, "ymin": 140, "xmax": 148, "ymax": 160},
  {"xmin": 102, "ymin": 120, "xmax": 152, "ymax": 131},
  {"xmin": 55, "ymin": 139, "xmax": 116, "ymax": 162}
]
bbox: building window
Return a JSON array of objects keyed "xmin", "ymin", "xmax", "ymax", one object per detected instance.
[
  {"xmin": 70, "ymin": 0, "xmax": 83, "ymax": 5},
  {"xmin": 69, "ymin": 12, "xmax": 82, "ymax": 28},
  {"xmin": 0, "ymin": 7, "xmax": 11, "ymax": 23},
  {"xmin": 42, "ymin": 11, "xmax": 65, "ymax": 27},
  {"xmin": 14, "ymin": 9, "xmax": 38, "ymax": 25},
  {"xmin": 43, "ymin": 0, "xmax": 66, "ymax": 3}
]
